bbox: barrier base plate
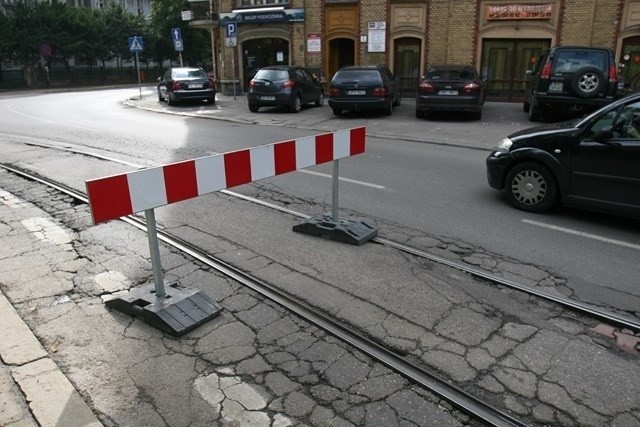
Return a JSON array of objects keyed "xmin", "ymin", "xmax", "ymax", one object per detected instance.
[
  {"xmin": 105, "ymin": 283, "xmax": 222, "ymax": 336},
  {"xmin": 293, "ymin": 214, "xmax": 378, "ymax": 246}
]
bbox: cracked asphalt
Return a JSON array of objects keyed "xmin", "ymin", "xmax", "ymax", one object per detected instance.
[{"xmin": 1, "ymin": 91, "xmax": 640, "ymax": 426}]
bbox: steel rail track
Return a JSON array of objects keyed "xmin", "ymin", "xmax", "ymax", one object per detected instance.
[{"xmin": 1, "ymin": 162, "xmax": 527, "ymax": 427}]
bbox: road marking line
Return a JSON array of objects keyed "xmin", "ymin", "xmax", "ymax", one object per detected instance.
[
  {"xmin": 299, "ymin": 170, "xmax": 385, "ymax": 189},
  {"xmin": 522, "ymin": 219, "xmax": 640, "ymax": 251}
]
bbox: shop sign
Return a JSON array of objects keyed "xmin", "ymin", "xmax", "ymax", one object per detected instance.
[
  {"xmin": 220, "ymin": 9, "xmax": 304, "ymax": 25},
  {"xmin": 487, "ymin": 4, "xmax": 552, "ymax": 20},
  {"xmin": 308, "ymin": 34, "xmax": 321, "ymax": 54}
]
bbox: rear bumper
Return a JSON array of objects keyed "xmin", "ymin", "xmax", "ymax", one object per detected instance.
[
  {"xmin": 172, "ymin": 88, "xmax": 215, "ymax": 100},
  {"xmin": 533, "ymin": 93, "xmax": 615, "ymax": 109},
  {"xmin": 247, "ymin": 93, "xmax": 292, "ymax": 107},
  {"xmin": 416, "ymin": 95, "xmax": 483, "ymax": 113},
  {"xmin": 328, "ymin": 97, "xmax": 387, "ymax": 111}
]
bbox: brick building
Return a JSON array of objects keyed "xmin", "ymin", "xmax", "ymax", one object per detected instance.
[{"xmin": 197, "ymin": 0, "xmax": 640, "ymax": 100}]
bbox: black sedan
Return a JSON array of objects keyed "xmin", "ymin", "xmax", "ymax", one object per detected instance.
[
  {"xmin": 416, "ymin": 64, "xmax": 485, "ymax": 120},
  {"xmin": 486, "ymin": 92, "xmax": 640, "ymax": 219},
  {"xmin": 328, "ymin": 65, "xmax": 401, "ymax": 116},
  {"xmin": 157, "ymin": 67, "xmax": 216, "ymax": 106},
  {"xmin": 247, "ymin": 66, "xmax": 324, "ymax": 113}
]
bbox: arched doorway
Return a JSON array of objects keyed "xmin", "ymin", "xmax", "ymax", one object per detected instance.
[
  {"xmin": 327, "ymin": 38, "xmax": 355, "ymax": 82},
  {"xmin": 242, "ymin": 38, "xmax": 289, "ymax": 88},
  {"xmin": 394, "ymin": 37, "xmax": 421, "ymax": 97}
]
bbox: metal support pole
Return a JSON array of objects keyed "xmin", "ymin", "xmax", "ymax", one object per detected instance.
[
  {"xmin": 232, "ymin": 47, "xmax": 237, "ymax": 100},
  {"xmin": 135, "ymin": 51, "xmax": 142, "ymax": 100},
  {"xmin": 332, "ymin": 159, "xmax": 339, "ymax": 222},
  {"xmin": 179, "ymin": 52, "xmax": 184, "ymax": 67},
  {"xmin": 144, "ymin": 209, "xmax": 165, "ymax": 298}
]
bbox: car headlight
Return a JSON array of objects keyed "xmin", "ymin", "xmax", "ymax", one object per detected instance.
[{"xmin": 494, "ymin": 138, "xmax": 513, "ymax": 151}]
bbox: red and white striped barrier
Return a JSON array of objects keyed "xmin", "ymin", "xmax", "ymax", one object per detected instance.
[{"xmin": 86, "ymin": 127, "xmax": 366, "ymax": 224}]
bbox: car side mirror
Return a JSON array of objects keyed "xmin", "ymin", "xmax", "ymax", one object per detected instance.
[
  {"xmin": 157, "ymin": 77, "xmax": 162, "ymax": 82},
  {"xmin": 525, "ymin": 70, "xmax": 533, "ymax": 76},
  {"xmin": 593, "ymin": 126, "xmax": 614, "ymax": 143}
]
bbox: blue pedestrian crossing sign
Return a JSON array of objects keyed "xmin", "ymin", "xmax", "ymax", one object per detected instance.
[
  {"xmin": 128, "ymin": 36, "xmax": 144, "ymax": 52},
  {"xmin": 172, "ymin": 28, "xmax": 182, "ymax": 41}
]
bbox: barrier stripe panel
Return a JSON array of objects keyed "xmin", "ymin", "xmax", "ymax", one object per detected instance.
[
  {"xmin": 128, "ymin": 168, "xmax": 168, "ymax": 213},
  {"xmin": 86, "ymin": 175, "xmax": 133, "ymax": 224},
  {"xmin": 274, "ymin": 141, "xmax": 296, "ymax": 175},
  {"xmin": 224, "ymin": 150, "xmax": 252, "ymax": 188},
  {"xmin": 350, "ymin": 127, "xmax": 366, "ymax": 155},
  {"xmin": 295, "ymin": 136, "xmax": 316, "ymax": 169},
  {"xmin": 315, "ymin": 133, "xmax": 334, "ymax": 164},
  {"xmin": 86, "ymin": 127, "xmax": 366, "ymax": 224},
  {"xmin": 250, "ymin": 145, "xmax": 275, "ymax": 181},
  {"xmin": 334, "ymin": 129, "xmax": 350, "ymax": 159},
  {"xmin": 164, "ymin": 160, "xmax": 198, "ymax": 204},
  {"xmin": 195, "ymin": 155, "xmax": 226, "ymax": 195}
]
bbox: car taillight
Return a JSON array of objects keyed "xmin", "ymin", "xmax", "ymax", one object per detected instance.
[
  {"xmin": 372, "ymin": 87, "xmax": 387, "ymax": 97},
  {"xmin": 463, "ymin": 82, "xmax": 481, "ymax": 92},
  {"xmin": 209, "ymin": 78, "xmax": 216, "ymax": 90},
  {"xmin": 540, "ymin": 62, "xmax": 552, "ymax": 79},
  {"xmin": 283, "ymin": 80, "xmax": 295, "ymax": 88},
  {"xmin": 609, "ymin": 64, "xmax": 618, "ymax": 82},
  {"xmin": 172, "ymin": 81, "xmax": 183, "ymax": 90},
  {"xmin": 249, "ymin": 80, "xmax": 256, "ymax": 89},
  {"xmin": 418, "ymin": 81, "xmax": 435, "ymax": 92},
  {"xmin": 329, "ymin": 88, "xmax": 340, "ymax": 97}
]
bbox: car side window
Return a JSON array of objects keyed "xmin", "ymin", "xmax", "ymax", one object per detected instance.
[{"xmin": 586, "ymin": 101, "xmax": 640, "ymax": 140}]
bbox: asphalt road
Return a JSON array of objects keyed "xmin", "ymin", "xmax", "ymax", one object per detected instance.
[{"xmin": 1, "ymin": 86, "xmax": 639, "ymax": 315}]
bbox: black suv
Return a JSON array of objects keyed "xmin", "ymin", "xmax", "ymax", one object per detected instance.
[
  {"xmin": 524, "ymin": 46, "xmax": 618, "ymax": 121},
  {"xmin": 328, "ymin": 65, "xmax": 401, "ymax": 116},
  {"xmin": 247, "ymin": 66, "xmax": 324, "ymax": 113}
]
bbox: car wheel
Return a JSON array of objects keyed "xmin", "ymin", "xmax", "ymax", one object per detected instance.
[
  {"xmin": 528, "ymin": 97, "xmax": 542, "ymax": 122},
  {"xmin": 158, "ymin": 90, "xmax": 164, "ymax": 102},
  {"xmin": 290, "ymin": 95, "xmax": 302, "ymax": 113},
  {"xmin": 505, "ymin": 162, "xmax": 558, "ymax": 213},
  {"xmin": 315, "ymin": 92, "xmax": 324, "ymax": 107},
  {"xmin": 523, "ymin": 93, "xmax": 531, "ymax": 112},
  {"xmin": 571, "ymin": 66, "xmax": 605, "ymax": 99},
  {"xmin": 472, "ymin": 110, "xmax": 482, "ymax": 120},
  {"xmin": 416, "ymin": 109, "xmax": 425, "ymax": 119},
  {"xmin": 393, "ymin": 94, "xmax": 401, "ymax": 107},
  {"xmin": 208, "ymin": 96, "xmax": 216, "ymax": 105},
  {"xmin": 332, "ymin": 108, "xmax": 341, "ymax": 116},
  {"xmin": 167, "ymin": 94, "xmax": 176, "ymax": 106},
  {"xmin": 249, "ymin": 104, "xmax": 259, "ymax": 113}
]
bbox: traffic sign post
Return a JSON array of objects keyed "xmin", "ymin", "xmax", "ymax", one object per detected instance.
[
  {"xmin": 171, "ymin": 28, "xmax": 184, "ymax": 66},
  {"xmin": 128, "ymin": 36, "xmax": 144, "ymax": 100}
]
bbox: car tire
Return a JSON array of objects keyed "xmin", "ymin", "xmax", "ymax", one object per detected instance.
[
  {"xmin": 249, "ymin": 104, "xmax": 259, "ymax": 113},
  {"xmin": 523, "ymin": 93, "xmax": 531, "ymax": 112},
  {"xmin": 158, "ymin": 91, "xmax": 164, "ymax": 102},
  {"xmin": 472, "ymin": 110, "xmax": 482, "ymax": 120},
  {"xmin": 416, "ymin": 109, "xmax": 426, "ymax": 119},
  {"xmin": 505, "ymin": 162, "xmax": 558, "ymax": 213},
  {"xmin": 528, "ymin": 97, "xmax": 542, "ymax": 122},
  {"xmin": 315, "ymin": 92, "xmax": 324, "ymax": 107},
  {"xmin": 571, "ymin": 66, "xmax": 605, "ymax": 99},
  {"xmin": 332, "ymin": 108, "xmax": 341, "ymax": 116},
  {"xmin": 383, "ymin": 98, "xmax": 393, "ymax": 116},
  {"xmin": 167, "ymin": 94, "xmax": 175, "ymax": 106},
  {"xmin": 208, "ymin": 96, "xmax": 216, "ymax": 105},
  {"xmin": 290, "ymin": 95, "xmax": 302, "ymax": 113},
  {"xmin": 393, "ymin": 94, "xmax": 401, "ymax": 107}
]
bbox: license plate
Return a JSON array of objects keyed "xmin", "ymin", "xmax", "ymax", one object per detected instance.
[
  {"xmin": 189, "ymin": 83, "xmax": 203, "ymax": 89},
  {"xmin": 549, "ymin": 81, "xmax": 563, "ymax": 92},
  {"xmin": 260, "ymin": 96, "xmax": 275, "ymax": 101},
  {"xmin": 438, "ymin": 90, "xmax": 458, "ymax": 95},
  {"xmin": 347, "ymin": 90, "xmax": 366, "ymax": 95}
]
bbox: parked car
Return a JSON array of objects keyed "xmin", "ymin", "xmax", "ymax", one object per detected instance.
[
  {"xmin": 415, "ymin": 64, "xmax": 485, "ymax": 120},
  {"xmin": 247, "ymin": 66, "xmax": 324, "ymax": 113},
  {"xmin": 486, "ymin": 92, "xmax": 640, "ymax": 219},
  {"xmin": 523, "ymin": 45, "xmax": 618, "ymax": 121},
  {"xmin": 328, "ymin": 65, "xmax": 401, "ymax": 116},
  {"xmin": 157, "ymin": 67, "xmax": 216, "ymax": 106}
]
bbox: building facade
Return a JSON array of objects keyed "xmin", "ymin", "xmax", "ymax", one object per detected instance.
[{"xmin": 198, "ymin": 0, "xmax": 640, "ymax": 100}]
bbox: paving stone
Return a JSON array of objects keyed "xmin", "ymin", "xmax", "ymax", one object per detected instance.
[
  {"xmin": 283, "ymin": 391, "xmax": 316, "ymax": 417},
  {"xmin": 435, "ymin": 307, "xmax": 501, "ymax": 346},
  {"xmin": 386, "ymin": 390, "xmax": 462, "ymax": 426},
  {"xmin": 265, "ymin": 372, "xmax": 301, "ymax": 396},
  {"xmin": 323, "ymin": 353, "xmax": 371, "ymax": 390}
]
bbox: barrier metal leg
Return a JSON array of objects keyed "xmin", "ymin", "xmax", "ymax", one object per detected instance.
[
  {"xmin": 293, "ymin": 159, "xmax": 378, "ymax": 245},
  {"xmin": 104, "ymin": 208, "xmax": 222, "ymax": 335}
]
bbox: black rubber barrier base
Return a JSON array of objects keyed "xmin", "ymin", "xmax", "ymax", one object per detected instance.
[
  {"xmin": 293, "ymin": 214, "xmax": 378, "ymax": 246},
  {"xmin": 105, "ymin": 283, "xmax": 222, "ymax": 336}
]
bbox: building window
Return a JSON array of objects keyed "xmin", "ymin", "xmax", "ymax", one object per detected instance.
[{"xmin": 238, "ymin": 0, "xmax": 289, "ymax": 7}]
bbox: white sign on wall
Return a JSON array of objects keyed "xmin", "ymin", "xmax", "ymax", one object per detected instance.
[{"xmin": 367, "ymin": 21, "xmax": 386, "ymax": 52}]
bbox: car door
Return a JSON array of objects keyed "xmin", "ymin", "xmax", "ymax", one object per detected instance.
[{"xmin": 570, "ymin": 101, "xmax": 640, "ymax": 214}]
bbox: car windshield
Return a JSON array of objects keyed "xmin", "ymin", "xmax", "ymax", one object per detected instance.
[
  {"xmin": 173, "ymin": 69, "xmax": 205, "ymax": 78},
  {"xmin": 553, "ymin": 51, "xmax": 606, "ymax": 73},
  {"xmin": 254, "ymin": 69, "xmax": 289, "ymax": 81},
  {"xmin": 425, "ymin": 68, "xmax": 474, "ymax": 80},
  {"xmin": 333, "ymin": 70, "xmax": 380, "ymax": 83}
]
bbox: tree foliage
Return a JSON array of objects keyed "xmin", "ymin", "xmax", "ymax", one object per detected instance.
[{"xmin": 0, "ymin": 0, "xmax": 211, "ymax": 72}]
